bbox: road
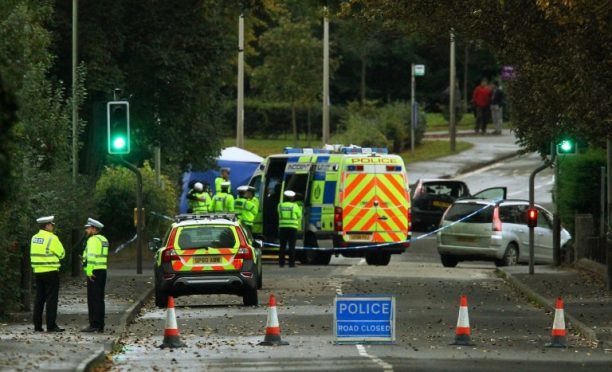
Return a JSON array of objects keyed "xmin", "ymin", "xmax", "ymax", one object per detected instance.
[{"xmin": 109, "ymin": 155, "xmax": 610, "ymax": 371}]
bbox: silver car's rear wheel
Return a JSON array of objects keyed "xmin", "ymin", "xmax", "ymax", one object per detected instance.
[{"xmin": 495, "ymin": 243, "xmax": 518, "ymax": 267}]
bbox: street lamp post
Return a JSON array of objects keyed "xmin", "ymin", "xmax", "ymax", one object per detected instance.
[
  {"xmin": 236, "ymin": 11, "xmax": 245, "ymax": 148},
  {"xmin": 449, "ymin": 30, "xmax": 457, "ymax": 153},
  {"xmin": 71, "ymin": 0, "xmax": 78, "ymax": 183},
  {"xmin": 322, "ymin": 9, "xmax": 330, "ymax": 145}
]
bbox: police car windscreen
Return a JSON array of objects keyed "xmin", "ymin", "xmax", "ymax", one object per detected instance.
[
  {"xmin": 177, "ymin": 226, "xmax": 236, "ymax": 249},
  {"xmin": 444, "ymin": 203, "xmax": 493, "ymax": 224}
]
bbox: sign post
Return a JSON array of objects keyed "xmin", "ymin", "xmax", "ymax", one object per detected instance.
[
  {"xmin": 334, "ymin": 295, "xmax": 395, "ymax": 344},
  {"xmin": 411, "ymin": 64, "xmax": 425, "ymax": 156}
]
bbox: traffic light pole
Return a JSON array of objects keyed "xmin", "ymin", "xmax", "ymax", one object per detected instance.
[
  {"xmin": 120, "ymin": 157, "xmax": 143, "ymax": 274},
  {"xmin": 529, "ymin": 151, "xmax": 556, "ymax": 275}
]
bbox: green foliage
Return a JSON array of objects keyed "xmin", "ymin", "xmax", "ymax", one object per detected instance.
[
  {"xmin": 332, "ymin": 101, "xmax": 426, "ymax": 152},
  {"xmin": 557, "ymin": 148, "xmax": 606, "ymax": 234},
  {"xmin": 94, "ymin": 162, "xmax": 177, "ymax": 243}
]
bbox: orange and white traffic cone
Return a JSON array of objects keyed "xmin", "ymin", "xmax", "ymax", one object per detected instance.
[
  {"xmin": 546, "ymin": 297, "xmax": 567, "ymax": 348},
  {"xmin": 259, "ymin": 294, "xmax": 289, "ymax": 346},
  {"xmin": 451, "ymin": 295, "xmax": 474, "ymax": 346},
  {"xmin": 159, "ymin": 296, "xmax": 186, "ymax": 349}
]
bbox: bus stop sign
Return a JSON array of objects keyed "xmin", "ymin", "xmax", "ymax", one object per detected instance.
[{"xmin": 334, "ymin": 295, "xmax": 395, "ymax": 344}]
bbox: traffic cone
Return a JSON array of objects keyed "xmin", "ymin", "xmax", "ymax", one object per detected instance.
[
  {"xmin": 546, "ymin": 297, "xmax": 567, "ymax": 348},
  {"xmin": 451, "ymin": 295, "xmax": 474, "ymax": 346},
  {"xmin": 259, "ymin": 294, "xmax": 289, "ymax": 346},
  {"xmin": 159, "ymin": 296, "xmax": 186, "ymax": 349}
]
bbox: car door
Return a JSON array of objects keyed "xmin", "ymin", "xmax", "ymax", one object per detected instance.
[
  {"xmin": 500, "ymin": 204, "xmax": 529, "ymax": 261},
  {"xmin": 472, "ymin": 187, "xmax": 507, "ymax": 200},
  {"xmin": 534, "ymin": 208, "xmax": 554, "ymax": 263}
]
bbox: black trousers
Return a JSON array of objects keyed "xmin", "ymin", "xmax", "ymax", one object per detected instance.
[
  {"xmin": 87, "ymin": 269, "xmax": 107, "ymax": 329},
  {"xmin": 278, "ymin": 227, "xmax": 297, "ymax": 267},
  {"xmin": 33, "ymin": 271, "xmax": 60, "ymax": 330}
]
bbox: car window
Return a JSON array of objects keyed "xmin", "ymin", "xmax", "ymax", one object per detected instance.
[
  {"xmin": 175, "ymin": 226, "xmax": 236, "ymax": 249},
  {"xmin": 537, "ymin": 209, "xmax": 552, "ymax": 229},
  {"xmin": 444, "ymin": 203, "xmax": 493, "ymax": 223},
  {"xmin": 500, "ymin": 204, "xmax": 528, "ymax": 225},
  {"xmin": 422, "ymin": 182, "xmax": 469, "ymax": 198}
]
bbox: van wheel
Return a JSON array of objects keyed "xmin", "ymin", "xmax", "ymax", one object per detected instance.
[
  {"xmin": 155, "ymin": 283, "xmax": 169, "ymax": 308},
  {"xmin": 495, "ymin": 243, "xmax": 519, "ymax": 267},
  {"xmin": 316, "ymin": 252, "xmax": 332, "ymax": 265},
  {"xmin": 440, "ymin": 254, "xmax": 459, "ymax": 268},
  {"xmin": 243, "ymin": 288, "xmax": 258, "ymax": 306}
]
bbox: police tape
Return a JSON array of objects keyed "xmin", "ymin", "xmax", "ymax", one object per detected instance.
[{"xmin": 262, "ymin": 203, "xmax": 495, "ymax": 251}]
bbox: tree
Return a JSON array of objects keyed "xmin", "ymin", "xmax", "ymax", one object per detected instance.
[
  {"xmin": 346, "ymin": 0, "xmax": 612, "ymax": 152},
  {"xmin": 252, "ymin": 12, "xmax": 322, "ymax": 145}
]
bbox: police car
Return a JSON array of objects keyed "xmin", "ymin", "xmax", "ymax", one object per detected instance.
[{"xmin": 150, "ymin": 214, "xmax": 262, "ymax": 307}]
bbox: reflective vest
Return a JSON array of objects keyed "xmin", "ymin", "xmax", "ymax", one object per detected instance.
[
  {"xmin": 30, "ymin": 230, "xmax": 65, "ymax": 273},
  {"xmin": 212, "ymin": 192, "xmax": 235, "ymax": 213},
  {"xmin": 234, "ymin": 197, "xmax": 247, "ymax": 219},
  {"xmin": 83, "ymin": 234, "xmax": 109, "ymax": 276},
  {"xmin": 192, "ymin": 192, "xmax": 211, "ymax": 213},
  {"xmin": 215, "ymin": 177, "xmax": 231, "ymax": 194},
  {"xmin": 242, "ymin": 198, "xmax": 259, "ymax": 227},
  {"xmin": 278, "ymin": 201, "xmax": 302, "ymax": 230}
]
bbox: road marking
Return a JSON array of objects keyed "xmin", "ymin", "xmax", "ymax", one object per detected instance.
[{"xmin": 356, "ymin": 344, "xmax": 393, "ymax": 372}]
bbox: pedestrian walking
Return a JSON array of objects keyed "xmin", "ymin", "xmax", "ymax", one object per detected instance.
[
  {"xmin": 212, "ymin": 182, "xmax": 235, "ymax": 213},
  {"xmin": 277, "ymin": 190, "xmax": 302, "ymax": 268},
  {"xmin": 187, "ymin": 182, "xmax": 211, "ymax": 214},
  {"xmin": 30, "ymin": 215, "xmax": 65, "ymax": 332},
  {"xmin": 472, "ymin": 77, "xmax": 492, "ymax": 134},
  {"xmin": 215, "ymin": 167, "xmax": 231, "ymax": 194},
  {"xmin": 81, "ymin": 218, "xmax": 108, "ymax": 333},
  {"xmin": 490, "ymin": 81, "xmax": 505, "ymax": 135}
]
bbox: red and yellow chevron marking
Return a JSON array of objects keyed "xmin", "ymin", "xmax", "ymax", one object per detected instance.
[
  {"xmin": 341, "ymin": 170, "xmax": 409, "ymax": 244},
  {"xmin": 171, "ymin": 247, "xmax": 243, "ymax": 272}
]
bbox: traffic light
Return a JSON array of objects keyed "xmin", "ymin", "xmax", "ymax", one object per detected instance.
[
  {"xmin": 556, "ymin": 138, "xmax": 576, "ymax": 155},
  {"xmin": 527, "ymin": 207, "xmax": 538, "ymax": 228},
  {"xmin": 107, "ymin": 101, "xmax": 130, "ymax": 154}
]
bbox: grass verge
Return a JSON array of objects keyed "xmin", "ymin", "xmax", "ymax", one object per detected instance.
[{"xmin": 401, "ymin": 140, "xmax": 473, "ymax": 164}]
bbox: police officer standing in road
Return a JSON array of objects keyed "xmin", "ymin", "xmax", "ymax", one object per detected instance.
[
  {"xmin": 277, "ymin": 190, "xmax": 302, "ymax": 268},
  {"xmin": 81, "ymin": 218, "xmax": 109, "ymax": 333},
  {"xmin": 30, "ymin": 216, "xmax": 65, "ymax": 332},
  {"xmin": 241, "ymin": 186, "xmax": 259, "ymax": 235},
  {"xmin": 215, "ymin": 167, "xmax": 231, "ymax": 194},
  {"xmin": 234, "ymin": 185, "xmax": 249, "ymax": 220},
  {"xmin": 213, "ymin": 182, "xmax": 235, "ymax": 213},
  {"xmin": 187, "ymin": 182, "xmax": 211, "ymax": 214}
]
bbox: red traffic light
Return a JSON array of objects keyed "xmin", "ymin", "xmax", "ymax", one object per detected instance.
[{"xmin": 527, "ymin": 208, "xmax": 538, "ymax": 228}]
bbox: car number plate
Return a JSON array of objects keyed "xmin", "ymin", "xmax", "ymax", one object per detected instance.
[
  {"xmin": 432, "ymin": 200, "xmax": 451, "ymax": 208},
  {"xmin": 456, "ymin": 236, "xmax": 476, "ymax": 243},
  {"xmin": 349, "ymin": 234, "xmax": 371, "ymax": 241},
  {"xmin": 193, "ymin": 256, "xmax": 222, "ymax": 264}
]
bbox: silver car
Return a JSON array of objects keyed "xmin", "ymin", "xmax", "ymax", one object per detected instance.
[{"xmin": 437, "ymin": 199, "xmax": 572, "ymax": 267}]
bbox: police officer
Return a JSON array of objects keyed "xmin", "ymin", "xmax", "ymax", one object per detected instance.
[
  {"xmin": 277, "ymin": 190, "xmax": 302, "ymax": 268},
  {"xmin": 234, "ymin": 185, "xmax": 249, "ymax": 220},
  {"xmin": 187, "ymin": 182, "xmax": 211, "ymax": 214},
  {"xmin": 241, "ymin": 186, "xmax": 259, "ymax": 235},
  {"xmin": 212, "ymin": 182, "xmax": 235, "ymax": 213},
  {"xmin": 30, "ymin": 215, "xmax": 65, "ymax": 332},
  {"xmin": 81, "ymin": 218, "xmax": 109, "ymax": 333},
  {"xmin": 215, "ymin": 167, "xmax": 231, "ymax": 194}
]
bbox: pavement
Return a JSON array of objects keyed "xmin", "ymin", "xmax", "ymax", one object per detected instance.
[{"xmin": 1, "ymin": 128, "xmax": 610, "ymax": 371}]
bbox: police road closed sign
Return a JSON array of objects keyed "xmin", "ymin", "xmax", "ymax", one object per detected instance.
[{"xmin": 334, "ymin": 295, "xmax": 395, "ymax": 343}]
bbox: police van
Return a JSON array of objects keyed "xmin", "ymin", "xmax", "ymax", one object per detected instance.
[{"xmin": 248, "ymin": 146, "xmax": 411, "ymax": 266}]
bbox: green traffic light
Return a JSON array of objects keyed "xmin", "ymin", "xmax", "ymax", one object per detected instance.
[
  {"xmin": 559, "ymin": 140, "xmax": 573, "ymax": 152},
  {"xmin": 113, "ymin": 137, "xmax": 126, "ymax": 150}
]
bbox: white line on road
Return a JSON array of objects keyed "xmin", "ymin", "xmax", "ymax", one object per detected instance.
[{"xmin": 356, "ymin": 344, "xmax": 393, "ymax": 372}]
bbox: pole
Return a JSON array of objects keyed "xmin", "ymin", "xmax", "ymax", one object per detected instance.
[
  {"xmin": 601, "ymin": 166, "xmax": 606, "ymax": 242},
  {"xmin": 71, "ymin": 0, "xmax": 78, "ymax": 184},
  {"xmin": 236, "ymin": 12, "xmax": 245, "ymax": 148},
  {"xmin": 322, "ymin": 10, "xmax": 330, "ymax": 145},
  {"xmin": 121, "ymin": 158, "xmax": 143, "ymax": 274},
  {"xmin": 553, "ymin": 156, "xmax": 561, "ymax": 266},
  {"xmin": 463, "ymin": 44, "xmax": 468, "ymax": 113},
  {"xmin": 155, "ymin": 145, "xmax": 161, "ymax": 186},
  {"xmin": 607, "ymin": 139, "xmax": 612, "ymax": 290},
  {"xmin": 529, "ymin": 152, "xmax": 555, "ymax": 275},
  {"xmin": 449, "ymin": 30, "xmax": 457, "ymax": 153},
  {"xmin": 410, "ymin": 63, "xmax": 416, "ymax": 156}
]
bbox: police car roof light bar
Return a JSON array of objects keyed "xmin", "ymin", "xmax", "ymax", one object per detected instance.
[{"xmin": 175, "ymin": 213, "xmax": 237, "ymax": 222}]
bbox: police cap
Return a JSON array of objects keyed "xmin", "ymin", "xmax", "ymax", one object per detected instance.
[
  {"xmin": 84, "ymin": 218, "xmax": 104, "ymax": 229},
  {"xmin": 36, "ymin": 216, "xmax": 55, "ymax": 225}
]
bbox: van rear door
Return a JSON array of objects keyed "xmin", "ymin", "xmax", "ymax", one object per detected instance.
[
  {"xmin": 341, "ymin": 159, "xmax": 378, "ymax": 242},
  {"xmin": 372, "ymin": 158, "xmax": 409, "ymax": 244}
]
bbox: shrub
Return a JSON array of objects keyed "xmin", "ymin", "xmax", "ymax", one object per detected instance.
[
  {"xmin": 94, "ymin": 162, "xmax": 178, "ymax": 244},
  {"xmin": 557, "ymin": 148, "xmax": 606, "ymax": 234}
]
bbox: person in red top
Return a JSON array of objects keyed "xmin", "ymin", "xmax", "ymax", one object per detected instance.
[{"xmin": 472, "ymin": 78, "xmax": 492, "ymax": 134}]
